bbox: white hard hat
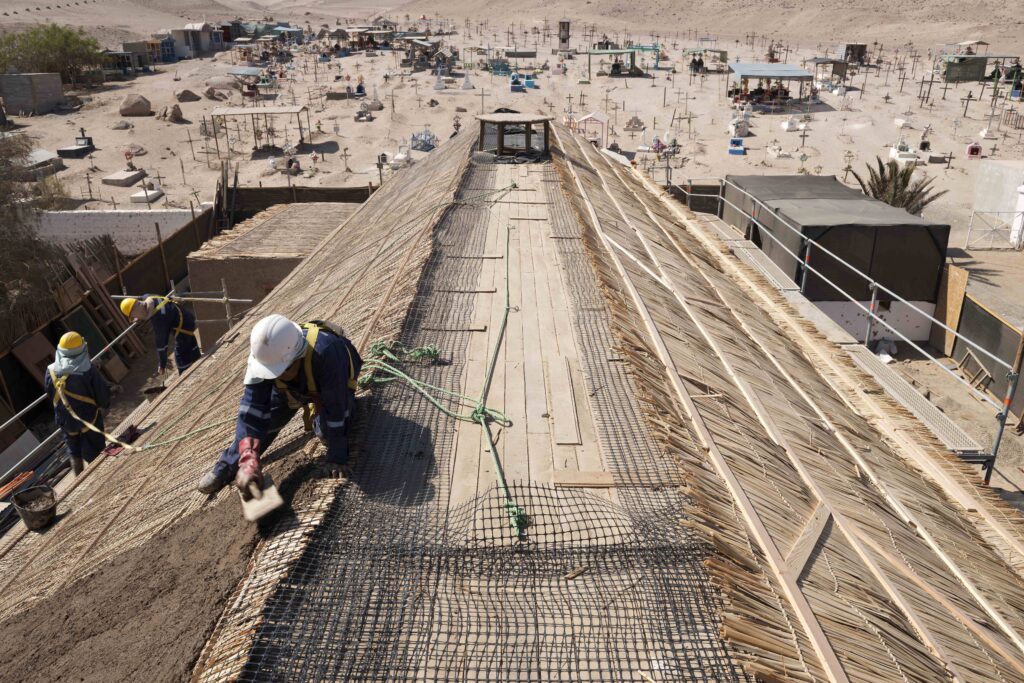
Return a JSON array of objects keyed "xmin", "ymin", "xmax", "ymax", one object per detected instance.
[{"xmin": 245, "ymin": 314, "xmax": 305, "ymax": 384}]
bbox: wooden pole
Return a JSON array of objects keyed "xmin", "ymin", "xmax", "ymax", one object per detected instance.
[
  {"xmin": 112, "ymin": 243, "xmax": 126, "ymax": 296},
  {"xmin": 189, "ymin": 200, "xmax": 200, "ymax": 248},
  {"xmin": 154, "ymin": 222, "xmax": 170, "ymax": 289}
]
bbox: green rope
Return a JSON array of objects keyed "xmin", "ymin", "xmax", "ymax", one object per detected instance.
[{"xmin": 357, "ymin": 215, "xmax": 528, "ymax": 536}]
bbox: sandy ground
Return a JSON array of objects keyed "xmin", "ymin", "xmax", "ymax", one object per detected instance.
[{"xmin": 3, "ymin": 16, "xmax": 1019, "ymax": 246}]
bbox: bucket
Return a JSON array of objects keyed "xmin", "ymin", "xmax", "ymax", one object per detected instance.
[{"xmin": 11, "ymin": 485, "xmax": 57, "ymax": 531}]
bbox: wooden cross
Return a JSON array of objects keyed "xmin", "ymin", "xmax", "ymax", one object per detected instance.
[
  {"xmin": 578, "ymin": 91, "xmax": 587, "ymax": 108},
  {"xmin": 340, "ymin": 147, "xmax": 351, "ymax": 172},
  {"xmin": 479, "ymin": 88, "xmax": 488, "ymax": 113},
  {"xmin": 961, "ymin": 91, "xmax": 975, "ymax": 117},
  {"xmin": 799, "ymin": 127, "xmax": 810, "ymax": 149},
  {"xmin": 898, "ymin": 69, "xmax": 908, "ymax": 93},
  {"xmin": 941, "ymin": 80, "xmax": 952, "ymax": 100}
]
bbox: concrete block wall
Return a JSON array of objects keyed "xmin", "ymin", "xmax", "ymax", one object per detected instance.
[
  {"xmin": 32, "ymin": 209, "xmax": 200, "ymax": 256},
  {"xmin": 0, "ymin": 73, "xmax": 63, "ymax": 115}
]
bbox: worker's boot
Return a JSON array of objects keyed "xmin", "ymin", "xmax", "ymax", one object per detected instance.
[
  {"xmin": 70, "ymin": 456, "xmax": 84, "ymax": 476},
  {"xmin": 318, "ymin": 460, "xmax": 352, "ymax": 484},
  {"xmin": 197, "ymin": 469, "xmax": 231, "ymax": 495}
]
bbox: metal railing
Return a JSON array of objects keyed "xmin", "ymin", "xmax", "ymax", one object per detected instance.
[
  {"xmin": 669, "ymin": 177, "xmax": 1019, "ymax": 482},
  {"xmin": 965, "ymin": 210, "xmax": 1024, "ymax": 250}
]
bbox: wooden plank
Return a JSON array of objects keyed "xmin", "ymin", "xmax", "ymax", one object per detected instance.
[
  {"xmin": 551, "ymin": 358, "xmax": 582, "ymax": 445},
  {"xmin": 784, "ymin": 504, "xmax": 831, "ymax": 580},
  {"xmin": 500, "ymin": 217, "xmax": 529, "ymax": 484},
  {"xmin": 449, "ymin": 177, "xmax": 504, "ymax": 511},
  {"xmin": 930, "ymin": 264, "xmax": 969, "ymax": 356},
  {"xmin": 476, "ymin": 179, "xmax": 510, "ymax": 496},
  {"xmin": 552, "ymin": 470, "xmax": 615, "ymax": 488},
  {"xmin": 518, "ymin": 198, "xmax": 553, "ymax": 485}
]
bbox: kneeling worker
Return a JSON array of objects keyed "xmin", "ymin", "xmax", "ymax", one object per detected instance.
[
  {"xmin": 44, "ymin": 332, "xmax": 111, "ymax": 474},
  {"xmin": 120, "ymin": 294, "xmax": 201, "ymax": 375},
  {"xmin": 197, "ymin": 314, "xmax": 362, "ymax": 496}
]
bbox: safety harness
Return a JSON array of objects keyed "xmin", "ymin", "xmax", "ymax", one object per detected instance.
[
  {"xmin": 48, "ymin": 368, "xmax": 100, "ymax": 436},
  {"xmin": 274, "ymin": 321, "xmax": 358, "ymax": 432},
  {"xmin": 149, "ymin": 296, "xmax": 196, "ymax": 338}
]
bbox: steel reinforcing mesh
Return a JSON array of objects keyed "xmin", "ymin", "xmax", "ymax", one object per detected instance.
[{"xmin": 238, "ymin": 483, "xmax": 742, "ymax": 682}]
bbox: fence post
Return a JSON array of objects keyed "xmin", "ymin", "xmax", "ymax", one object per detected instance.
[
  {"xmin": 864, "ymin": 282, "xmax": 878, "ymax": 345},
  {"xmin": 988, "ymin": 370, "xmax": 1020, "ymax": 484},
  {"xmin": 800, "ymin": 240, "xmax": 812, "ymax": 294},
  {"xmin": 221, "ymin": 278, "xmax": 233, "ymax": 331},
  {"xmin": 154, "ymin": 222, "xmax": 170, "ymax": 289}
]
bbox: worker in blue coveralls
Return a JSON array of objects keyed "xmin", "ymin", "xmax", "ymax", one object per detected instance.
[
  {"xmin": 120, "ymin": 294, "xmax": 202, "ymax": 376},
  {"xmin": 196, "ymin": 314, "xmax": 362, "ymax": 496},
  {"xmin": 44, "ymin": 331, "xmax": 111, "ymax": 475}
]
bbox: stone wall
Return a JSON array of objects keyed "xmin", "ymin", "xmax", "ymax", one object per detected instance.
[
  {"xmin": 32, "ymin": 208, "xmax": 208, "ymax": 256},
  {"xmin": 0, "ymin": 73, "xmax": 63, "ymax": 115}
]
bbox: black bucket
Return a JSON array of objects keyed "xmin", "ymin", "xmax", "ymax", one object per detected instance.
[{"xmin": 11, "ymin": 485, "xmax": 57, "ymax": 531}]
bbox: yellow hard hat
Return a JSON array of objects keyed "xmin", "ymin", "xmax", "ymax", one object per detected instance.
[
  {"xmin": 58, "ymin": 331, "xmax": 85, "ymax": 351},
  {"xmin": 120, "ymin": 297, "xmax": 137, "ymax": 318}
]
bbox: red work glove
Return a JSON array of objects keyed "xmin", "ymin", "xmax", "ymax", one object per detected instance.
[{"xmin": 235, "ymin": 437, "xmax": 263, "ymax": 500}]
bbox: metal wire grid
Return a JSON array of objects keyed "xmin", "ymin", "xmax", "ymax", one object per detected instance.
[{"xmin": 241, "ymin": 483, "xmax": 739, "ymax": 683}]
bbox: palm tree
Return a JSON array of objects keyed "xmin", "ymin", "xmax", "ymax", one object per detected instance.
[{"xmin": 851, "ymin": 156, "xmax": 948, "ymax": 216}]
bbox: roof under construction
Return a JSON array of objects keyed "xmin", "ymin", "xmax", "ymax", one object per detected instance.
[{"xmin": 1, "ymin": 127, "xmax": 1024, "ymax": 682}]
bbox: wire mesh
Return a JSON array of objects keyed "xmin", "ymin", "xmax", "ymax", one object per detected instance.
[{"xmin": 239, "ymin": 483, "xmax": 742, "ymax": 682}]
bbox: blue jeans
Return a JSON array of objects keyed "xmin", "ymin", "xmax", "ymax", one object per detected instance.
[
  {"xmin": 66, "ymin": 414, "xmax": 105, "ymax": 462},
  {"xmin": 175, "ymin": 334, "xmax": 201, "ymax": 374}
]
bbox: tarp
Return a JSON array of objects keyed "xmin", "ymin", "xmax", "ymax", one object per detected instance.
[
  {"xmin": 722, "ymin": 175, "xmax": 950, "ymax": 302},
  {"xmin": 728, "ymin": 62, "xmax": 813, "ymax": 81},
  {"xmin": 227, "ymin": 66, "xmax": 263, "ymax": 77}
]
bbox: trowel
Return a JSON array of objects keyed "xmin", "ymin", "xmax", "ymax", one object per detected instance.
[{"xmin": 238, "ymin": 474, "xmax": 284, "ymax": 522}]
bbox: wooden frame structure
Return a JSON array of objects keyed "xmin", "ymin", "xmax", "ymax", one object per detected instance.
[
  {"xmin": 209, "ymin": 105, "xmax": 312, "ymax": 159},
  {"xmin": 476, "ymin": 113, "xmax": 552, "ymax": 156}
]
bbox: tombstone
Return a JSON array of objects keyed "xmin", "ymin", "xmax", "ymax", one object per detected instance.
[
  {"xmin": 965, "ymin": 141, "xmax": 983, "ymax": 159},
  {"xmin": 101, "ymin": 169, "xmax": 147, "ymax": 187},
  {"xmin": 461, "ymin": 73, "xmax": 474, "ymax": 90},
  {"xmin": 57, "ymin": 127, "xmax": 95, "ymax": 158}
]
